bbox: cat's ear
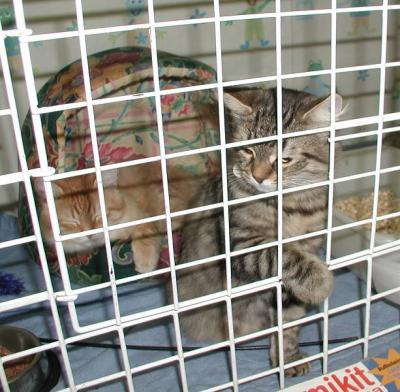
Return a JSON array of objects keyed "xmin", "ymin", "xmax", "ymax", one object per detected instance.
[
  {"xmin": 223, "ymin": 91, "xmax": 253, "ymax": 116},
  {"xmin": 303, "ymin": 94, "xmax": 345, "ymax": 123},
  {"xmin": 101, "ymin": 169, "xmax": 118, "ymax": 187}
]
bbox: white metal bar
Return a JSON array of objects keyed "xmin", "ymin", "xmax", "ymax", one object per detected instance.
[
  {"xmin": 0, "ymin": 356, "xmax": 9, "ymax": 392},
  {"xmin": 371, "ymin": 285, "xmax": 400, "ymax": 302},
  {"xmin": 173, "ymin": 252, "xmax": 225, "ymax": 271},
  {"xmin": 0, "ymin": 292, "xmax": 48, "ymax": 313},
  {"xmin": 0, "ymin": 234, "xmax": 36, "ymax": 249},
  {"xmin": 36, "ymin": 82, "xmax": 220, "ymax": 115},
  {"xmin": 146, "ymin": 0, "xmax": 190, "ymax": 390},
  {"xmin": 8, "ymin": 4, "xmax": 400, "ymax": 45},
  {"xmin": 371, "ymin": 240, "xmax": 400, "ymax": 258},
  {"xmin": 0, "ymin": 108, "xmax": 11, "ymax": 117},
  {"xmin": 73, "ymin": 3, "xmax": 135, "ymax": 390},
  {"xmin": 274, "ymin": 1, "xmax": 285, "ymax": 386},
  {"xmin": 67, "ymin": 0, "xmax": 125, "ymax": 330},
  {"xmin": 1, "ymin": 341, "xmax": 59, "ymax": 364},
  {"xmin": 203, "ymin": 382, "xmax": 234, "ymax": 392},
  {"xmin": 31, "ymin": 160, "xmax": 400, "ymax": 246},
  {"xmin": 75, "ymin": 371, "xmax": 127, "ymax": 391},
  {"xmin": 183, "ymin": 341, "xmax": 230, "ymax": 360},
  {"xmin": 323, "ymin": 0, "xmax": 338, "ymax": 373},
  {"xmin": 374, "ymin": 237, "xmax": 400, "ymax": 253},
  {"xmin": 369, "ymin": 324, "xmax": 400, "ymax": 340},
  {"xmin": 48, "ymin": 208, "xmax": 397, "ymax": 304},
  {"xmin": 282, "ymin": 313, "xmax": 323, "ymax": 331},
  {"xmin": 363, "ymin": 256, "xmax": 373, "ymax": 358},
  {"xmin": 36, "ymin": 205, "xmax": 398, "ymax": 309},
  {"xmin": 35, "ymin": 100, "xmax": 87, "ymax": 114},
  {"xmin": 380, "ymin": 164, "xmax": 400, "ymax": 174},
  {"xmin": 328, "ymin": 338, "xmax": 364, "ymax": 355},
  {"xmin": 29, "ymin": 58, "xmax": 400, "ymax": 117},
  {"xmin": 2, "ymin": 3, "xmax": 77, "ymax": 389},
  {"xmin": 329, "ymin": 249, "xmax": 371, "ymax": 266},
  {"xmin": 386, "ymin": 61, "xmax": 400, "ymax": 68},
  {"xmin": 329, "ymin": 299, "xmax": 366, "ymax": 315},
  {"xmin": 334, "ymin": 130, "xmax": 378, "ymax": 142},
  {"xmin": 382, "ymin": 124, "xmax": 400, "ymax": 134},
  {"xmin": 276, "ymin": 283, "xmax": 285, "ymax": 389},
  {"xmin": 15, "ymin": 0, "xmax": 77, "ymax": 310},
  {"xmin": 369, "ymin": 0, "xmax": 389, "ymax": 258},
  {"xmin": 284, "ymin": 352, "xmax": 323, "ymax": 372},
  {"xmin": 0, "ymin": 171, "xmax": 24, "ymax": 186},
  {"xmin": 211, "ymin": 0, "xmax": 240, "ymax": 390},
  {"xmin": 39, "ymin": 261, "xmax": 379, "ymax": 364},
  {"xmin": 171, "ymin": 312, "xmax": 189, "ymax": 392},
  {"xmin": 130, "ymin": 356, "xmax": 178, "ymax": 375},
  {"xmin": 238, "ymin": 367, "xmax": 279, "ymax": 387},
  {"xmin": 329, "ymin": 256, "xmax": 369, "ymax": 271},
  {"xmin": 234, "ymin": 326, "xmax": 278, "ymax": 345},
  {"xmin": 116, "ymin": 327, "xmax": 135, "ymax": 392}
]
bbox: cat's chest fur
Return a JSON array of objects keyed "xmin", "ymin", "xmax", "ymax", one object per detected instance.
[
  {"xmin": 282, "ymin": 209, "xmax": 326, "ymax": 239},
  {"xmin": 229, "ymin": 189, "xmax": 327, "ymax": 251}
]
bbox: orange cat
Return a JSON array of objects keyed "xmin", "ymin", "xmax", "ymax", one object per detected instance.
[{"xmin": 35, "ymin": 162, "xmax": 204, "ymax": 273}]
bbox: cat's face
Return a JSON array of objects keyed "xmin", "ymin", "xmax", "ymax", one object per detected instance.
[
  {"xmin": 36, "ymin": 172, "xmax": 124, "ymax": 253},
  {"xmin": 225, "ymin": 88, "xmax": 344, "ymax": 194}
]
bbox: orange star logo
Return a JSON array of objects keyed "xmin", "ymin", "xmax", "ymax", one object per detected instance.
[{"xmin": 370, "ymin": 348, "xmax": 400, "ymax": 389}]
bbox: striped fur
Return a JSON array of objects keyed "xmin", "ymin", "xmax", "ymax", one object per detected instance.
[{"xmin": 168, "ymin": 88, "xmax": 343, "ymax": 376}]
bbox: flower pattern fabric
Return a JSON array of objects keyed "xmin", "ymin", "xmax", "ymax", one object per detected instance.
[{"xmin": 18, "ymin": 46, "xmax": 219, "ymax": 285}]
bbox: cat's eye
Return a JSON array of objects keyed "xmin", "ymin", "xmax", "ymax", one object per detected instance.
[
  {"xmin": 282, "ymin": 157, "xmax": 292, "ymax": 164},
  {"xmin": 241, "ymin": 148, "xmax": 254, "ymax": 156},
  {"xmin": 272, "ymin": 157, "xmax": 292, "ymax": 168}
]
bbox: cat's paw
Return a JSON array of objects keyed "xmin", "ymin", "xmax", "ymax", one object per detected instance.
[
  {"xmin": 132, "ymin": 246, "xmax": 160, "ymax": 273},
  {"xmin": 284, "ymin": 352, "xmax": 311, "ymax": 377},
  {"xmin": 289, "ymin": 258, "xmax": 333, "ymax": 305},
  {"xmin": 306, "ymin": 262, "xmax": 333, "ymax": 304},
  {"xmin": 270, "ymin": 350, "xmax": 310, "ymax": 377},
  {"xmin": 134, "ymin": 261, "xmax": 158, "ymax": 274}
]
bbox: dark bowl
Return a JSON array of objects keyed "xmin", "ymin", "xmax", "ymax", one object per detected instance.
[{"xmin": 0, "ymin": 325, "xmax": 44, "ymax": 392}]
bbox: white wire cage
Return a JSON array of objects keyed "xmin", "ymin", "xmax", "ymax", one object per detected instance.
[{"xmin": 0, "ymin": 0, "xmax": 400, "ymax": 391}]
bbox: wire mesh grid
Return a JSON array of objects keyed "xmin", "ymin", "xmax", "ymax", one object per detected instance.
[{"xmin": 0, "ymin": 0, "xmax": 400, "ymax": 391}]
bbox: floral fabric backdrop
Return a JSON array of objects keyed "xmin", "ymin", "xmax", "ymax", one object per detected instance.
[{"xmin": 18, "ymin": 46, "xmax": 220, "ymax": 284}]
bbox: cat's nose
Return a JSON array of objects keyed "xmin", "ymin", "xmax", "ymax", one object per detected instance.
[
  {"xmin": 252, "ymin": 162, "xmax": 273, "ymax": 183},
  {"xmin": 253, "ymin": 173, "xmax": 266, "ymax": 184}
]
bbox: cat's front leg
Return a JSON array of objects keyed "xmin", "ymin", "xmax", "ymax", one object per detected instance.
[
  {"xmin": 270, "ymin": 305, "xmax": 310, "ymax": 377},
  {"xmin": 282, "ymin": 247, "xmax": 333, "ymax": 305},
  {"xmin": 130, "ymin": 223, "xmax": 162, "ymax": 273}
]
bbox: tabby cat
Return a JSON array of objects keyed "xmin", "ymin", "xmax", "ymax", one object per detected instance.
[
  {"xmin": 36, "ymin": 162, "xmax": 204, "ymax": 273},
  {"xmin": 168, "ymin": 88, "xmax": 345, "ymax": 376}
]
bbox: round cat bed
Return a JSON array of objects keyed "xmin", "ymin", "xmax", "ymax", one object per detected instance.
[{"xmin": 18, "ymin": 46, "xmax": 219, "ymax": 286}]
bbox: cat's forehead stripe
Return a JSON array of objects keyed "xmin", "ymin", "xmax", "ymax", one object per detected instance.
[{"xmin": 245, "ymin": 89, "xmax": 308, "ymax": 141}]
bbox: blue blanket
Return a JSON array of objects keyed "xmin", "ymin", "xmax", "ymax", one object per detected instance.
[{"xmin": 0, "ymin": 213, "xmax": 398, "ymax": 391}]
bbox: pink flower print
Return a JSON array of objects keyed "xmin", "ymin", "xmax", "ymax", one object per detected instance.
[
  {"xmin": 68, "ymin": 253, "xmax": 91, "ymax": 266},
  {"xmin": 78, "ymin": 142, "xmax": 145, "ymax": 168},
  {"xmin": 161, "ymin": 95, "xmax": 175, "ymax": 107},
  {"xmin": 196, "ymin": 68, "xmax": 214, "ymax": 81},
  {"xmin": 108, "ymin": 146, "xmax": 138, "ymax": 162},
  {"xmin": 158, "ymin": 233, "xmax": 181, "ymax": 268},
  {"xmin": 76, "ymin": 156, "xmax": 86, "ymax": 170},
  {"xmin": 179, "ymin": 103, "xmax": 191, "ymax": 116}
]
